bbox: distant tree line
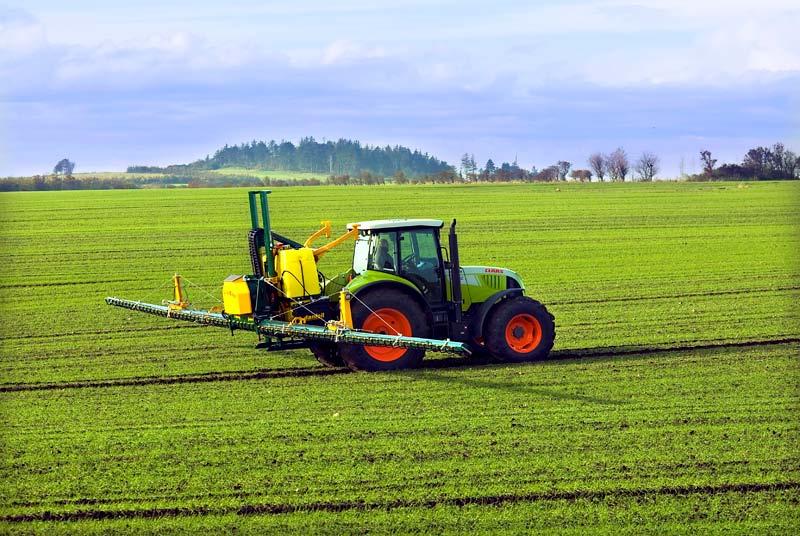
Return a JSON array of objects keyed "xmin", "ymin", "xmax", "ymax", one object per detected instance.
[
  {"xmin": 128, "ymin": 137, "xmax": 452, "ymax": 177},
  {"xmin": 0, "ymin": 175, "xmax": 138, "ymax": 192},
  {"xmin": 3, "ymin": 141, "xmax": 796, "ymax": 192},
  {"xmin": 455, "ymin": 154, "xmax": 587, "ymax": 183},
  {"xmin": 451, "ymin": 149, "xmax": 656, "ymax": 183},
  {"xmin": 692, "ymin": 143, "xmax": 799, "ymax": 181}
]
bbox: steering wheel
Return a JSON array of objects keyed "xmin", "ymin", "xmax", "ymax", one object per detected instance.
[
  {"xmin": 401, "ymin": 253, "xmax": 416, "ymax": 270},
  {"xmin": 416, "ymin": 260, "xmax": 434, "ymax": 272}
]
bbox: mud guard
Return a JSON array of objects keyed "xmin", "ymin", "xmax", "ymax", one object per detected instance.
[
  {"xmin": 469, "ymin": 288, "xmax": 525, "ymax": 340},
  {"xmin": 351, "ymin": 280, "xmax": 434, "ymax": 326}
]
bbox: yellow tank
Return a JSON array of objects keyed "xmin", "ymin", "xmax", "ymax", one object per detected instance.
[
  {"xmin": 276, "ymin": 247, "xmax": 321, "ymax": 298},
  {"xmin": 222, "ymin": 275, "xmax": 252, "ymax": 315}
]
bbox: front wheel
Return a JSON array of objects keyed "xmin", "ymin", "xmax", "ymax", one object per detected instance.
[{"xmin": 485, "ymin": 297, "xmax": 555, "ymax": 362}]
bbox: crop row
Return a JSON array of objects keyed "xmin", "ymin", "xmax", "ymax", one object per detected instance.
[
  {"xmin": 3, "ymin": 488, "xmax": 797, "ymax": 534},
  {"xmin": 1, "ymin": 344, "xmax": 797, "ymax": 521}
]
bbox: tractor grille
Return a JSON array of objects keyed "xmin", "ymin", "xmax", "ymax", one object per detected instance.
[{"xmin": 478, "ymin": 274, "xmax": 505, "ymax": 290}]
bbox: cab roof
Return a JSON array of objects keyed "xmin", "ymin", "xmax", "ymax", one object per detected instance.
[{"xmin": 347, "ymin": 219, "xmax": 444, "ymax": 231}]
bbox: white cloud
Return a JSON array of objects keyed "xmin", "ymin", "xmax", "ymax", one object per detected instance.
[
  {"xmin": 320, "ymin": 40, "xmax": 386, "ymax": 65},
  {"xmin": 0, "ymin": 7, "xmax": 46, "ymax": 53},
  {"xmin": 3, "ymin": 1, "xmax": 800, "ymax": 93}
]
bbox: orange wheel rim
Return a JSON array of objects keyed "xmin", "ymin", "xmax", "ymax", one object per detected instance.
[
  {"xmin": 362, "ymin": 308, "xmax": 412, "ymax": 362},
  {"xmin": 505, "ymin": 313, "xmax": 542, "ymax": 353}
]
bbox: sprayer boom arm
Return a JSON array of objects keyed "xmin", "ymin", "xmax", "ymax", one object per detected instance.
[{"xmin": 105, "ymin": 297, "xmax": 470, "ymax": 356}]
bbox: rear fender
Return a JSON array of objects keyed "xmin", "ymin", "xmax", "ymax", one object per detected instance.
[{"xmin": 349, "ymin": 280, "xmax": 433, "ymax": 326}]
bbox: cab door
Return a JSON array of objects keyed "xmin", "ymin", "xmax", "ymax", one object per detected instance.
[{"xmin": 397, "ymin": 228, "xmax": 445, "ymax": 305}]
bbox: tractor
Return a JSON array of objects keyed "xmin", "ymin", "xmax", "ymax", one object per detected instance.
[{"xmin": 107, "ymin": 190, "xmax": 555, "ymax": 371}]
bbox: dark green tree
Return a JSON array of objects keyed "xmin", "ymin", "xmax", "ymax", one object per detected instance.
[{"xmin": 53, "ymin": 158, "xmax": 75, "ymax": 176}]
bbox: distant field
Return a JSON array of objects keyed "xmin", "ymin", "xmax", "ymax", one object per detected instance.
[
  {"xmin": 208, "ymin": 167, "xmax": 331, "ymax": 180},
  {"xmin": 71, "ymin": 171, "xmax": 166, "ymax": 180},
  {"xmin": 56, "ymin": 169, "xmax": 321, "ymax": 181},
  {"xmin": 65, "ymin": 168, "xmax": 331, "ymax": 182},
  {"xmin": 1, "ymin": 182, "xmax": 798, "ymax": 533}
]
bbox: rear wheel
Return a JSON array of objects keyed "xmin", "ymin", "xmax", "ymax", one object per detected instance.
[
  {"xmin": 309, "ymin": 342, "xmax": 344, "ymax": 367},
  {"xmin": 339, "ymin": 289, "xmax": 430, "ymax": 371},
  {"xmin": 485, "ymin": 297, "xmax": 555, "ymax": 362}
]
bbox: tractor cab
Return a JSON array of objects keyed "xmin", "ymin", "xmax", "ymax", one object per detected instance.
[{"xmin": 348, "ymin": 219, "xmax": 446, "ymax": 304}]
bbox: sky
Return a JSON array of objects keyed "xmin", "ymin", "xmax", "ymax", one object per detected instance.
[{"xmin": 1, "ymin": 0, "xmax": 798, "ymax": 177}]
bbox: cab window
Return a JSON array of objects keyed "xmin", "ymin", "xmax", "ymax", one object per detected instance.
[
  {"xmin": 398, "ymin": 229, "xmax": 443, "ymax": 302},
  {"xmin": 367, "ymin": 231, "xmax": 398, "ymax": 273}
]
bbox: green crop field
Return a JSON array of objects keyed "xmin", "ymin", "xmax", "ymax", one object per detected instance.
[{"xmin": 1, "ymin": 182, "xmax": 798, "ymax": 533}]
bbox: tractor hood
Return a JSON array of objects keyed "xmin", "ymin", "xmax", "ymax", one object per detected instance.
[
  {"xmin": 455, "ymin": 266, "xmax": 525, "ymax": 309},
  {"xmin": 460, "ymin": 266, "xmax": 525, "ymax": 290}
]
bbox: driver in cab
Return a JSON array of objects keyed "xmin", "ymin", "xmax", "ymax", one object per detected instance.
[{"xmin": 374, "ymin": 238, "xmax": 395, "ymax": 271}]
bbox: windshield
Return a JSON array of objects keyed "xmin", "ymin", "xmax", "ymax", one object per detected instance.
[{"xmin": 352, "ymin": 234, "xmax": 370, "ymax": 273}]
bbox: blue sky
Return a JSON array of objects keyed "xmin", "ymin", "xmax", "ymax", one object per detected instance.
[{"xmin": 1, "ymin": 0, "xmax": 798, "ymax": 177}]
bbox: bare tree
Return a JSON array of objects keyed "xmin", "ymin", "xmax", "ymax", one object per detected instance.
[
  {"xmin": 606, "ymin": 148, "xmax": 629, "ymax": 182},
  {"xmin": 468, "ymin": 153, "xmax": 477, "ymax": 180},
  {"xmin": 786, "ymin": 150, "xmax": 799, "ymax": 179},
  {"xmin": 460, "ymin": 153, "xmax": 471, "ymax": 180},
  {"xmin": 700, "ymin": 150, "xmax": 717, "ymax": 177},
  {"xmin": 569, "ymin": 169, "xmax": 592, "ymax": 182},
  {"xmin": 556, "ymin": 160, "xmax": 571, "ymax": 181},
  {"xmin": 588, "ymin": 153, "xmax": 606, "ymax": 182},
  {"xmin": 634, "ymin": 152, "xmax": 659, "ymax": 181},
  {"xmin": 537, "ymin": 166, "xmax": 559, "ymax": 181}
]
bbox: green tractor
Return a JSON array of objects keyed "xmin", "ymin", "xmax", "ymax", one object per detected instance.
[
  {"xmin": 107, "ymin": 191, "xmax": 555, "ymax": 371},
  {"xmin": 311, "ymin": 218, "xmax": 555, "ymax": 370}
]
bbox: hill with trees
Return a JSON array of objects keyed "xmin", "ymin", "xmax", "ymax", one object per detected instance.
[{"xmin": 128, "ymin": 137, "xmax": 452, "ymax": 177}]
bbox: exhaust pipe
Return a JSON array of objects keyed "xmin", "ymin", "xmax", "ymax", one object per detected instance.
[{"xmin": 449, "ymin": 219, "xmax": 463, "ymax": 323}]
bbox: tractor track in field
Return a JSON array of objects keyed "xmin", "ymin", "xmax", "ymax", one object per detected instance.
[
  {"xmin": 1, "ymin": 337, "xmax": 798, "ymax": 394},
  {"xmin": 0, "ymin": 278, "xmax": 138, "ymax": 290},
  {"xmin": 3, "ymin": 481, "xmax": 798, "ymax": 523},
  {"xmin": 549, "ymin": 337, "xmax": 800, "ymax": 360},
  {"xmin": 10, "ymin": 458, "xmax": 794, "ymax": 510},
  {"xmin": 0, "ymin": 366, "xmax": 343, "ymax": 393},
  {"xmin": 548, "ymin": 285, "xmax": 800, "ymax": 306},
  {"xmin": 0, "ymin": 324, "xmax": 203, "ymax": 343}
]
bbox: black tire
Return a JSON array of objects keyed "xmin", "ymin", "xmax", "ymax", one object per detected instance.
[
  {"xmin": 339, "ymin": 288, "xmax": 430, "ymax": 371},
  {"xmin": 309, "ymin": 342, "xmax": 344, "ymax": 368},
  {"xmin": 485, "ymin": 297, "xmax": 555, "ymax": 362}
]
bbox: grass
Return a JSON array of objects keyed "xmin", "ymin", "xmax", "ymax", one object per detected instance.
[{"xmin": 1, "ymin": 181, "xmax": 798, "ymax": 533}]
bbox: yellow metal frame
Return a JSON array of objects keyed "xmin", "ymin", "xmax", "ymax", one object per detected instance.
[
  {"xmin": 325, "ymin": 291, "xmax": 354, "ymax": 331},
  {"xmin": 308, "ymin": 224, "xmax": 360, "ymax": 261},
  {"xmin": 303, "ymin": 220, "xmax": 332, "ymax": 248},
  {"xmin": 168, "ymin": 274, "xmax": 189, "ymax": 310},
  {"xmin": 338, "ymin": 290, "xmax": 353, "ymax": 329}
]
